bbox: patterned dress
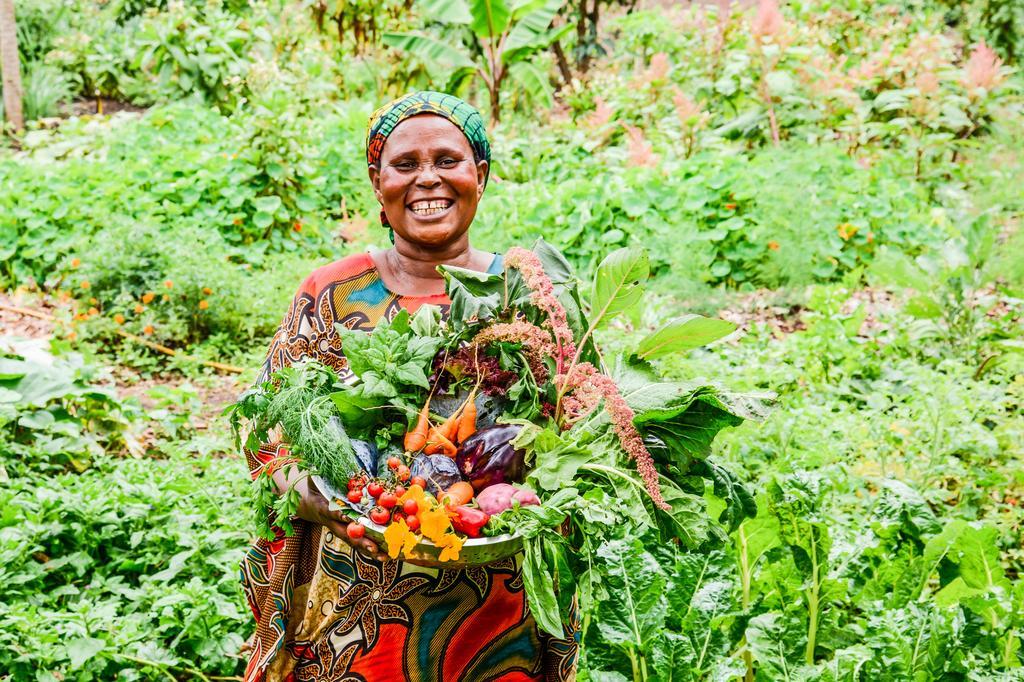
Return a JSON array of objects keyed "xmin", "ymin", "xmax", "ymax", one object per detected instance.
[{"xmin": 241, "ymin": 252, "xmax": 580, "ymax": 682}]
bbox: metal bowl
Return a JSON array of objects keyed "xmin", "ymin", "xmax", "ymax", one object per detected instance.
[{"xmin": 314, "ymin": 474, "xmax": 523, "ymax": 569}]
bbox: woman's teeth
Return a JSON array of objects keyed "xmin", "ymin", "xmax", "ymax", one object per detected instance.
[{"xmin": 410, "ymin": 200, "xmax": 453, "ymax": 216}]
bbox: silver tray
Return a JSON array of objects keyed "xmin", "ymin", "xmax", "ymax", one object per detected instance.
[{"xmin": 314, "ymin": 474, "xmax": 523, "ymax": 569}]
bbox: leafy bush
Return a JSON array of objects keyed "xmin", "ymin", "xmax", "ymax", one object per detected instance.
[
  {"xmin": 0, "ymin": 347, "xmax": 136, "ymax": 476},
  {"xmin": 475, "ymin": 142, "xmax": 940, "ymax": 288},
  {"xmin": 0, "ymin": 449, "xmax": 250, "ymax": 679}
]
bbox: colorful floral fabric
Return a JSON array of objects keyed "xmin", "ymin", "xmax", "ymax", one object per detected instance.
[{"xmin": 241, "ymin": 252, "xmax": 579, "ymax": 682}]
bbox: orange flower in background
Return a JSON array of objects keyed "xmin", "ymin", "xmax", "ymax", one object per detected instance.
[
  {"xmin": 964, "ymin": 41, "xmax": 1003, "ymax": 92},
  {"xmin": 134, "ymin": 304, "xmax": 145, "ymax": 314},
  {"xmin": 66, "ymin": 331, "xmax": 77, "ymax": 341},
  {"xmin": 672, "ymin": 88, "xmax": 703, "ymax": 126},
  {"xmin": 143, "ymin": 325, "xmax": 155, "ymax": 335},
  {"xmin": 162, "ymin": 294, "xmax": 170, "ymax": 302},
  {"xmin": 74, "ymin": 312, "xmax": 88, "ymax": 322},
  {"xmin": 70, "ymin": 258, "xmax": 81, "ymax": 268},
  {"xmin": 293, "ymin": 221, "xmax": 302, "ymax": 232},
  {"xmin": 113, "ymin": 314, "xmax": 125, "ymax": 324},
  {"xmin": 198, "ymin": 300, "xmax": 209, "ymax": 310},
  {"xmin": 586, "ymin": 97, "xmax": 614, "ymax": 129},
  {"xmin": 752, "ymin": 0, "xmax": 784, "ymax": 38},
  {"xmin": 837, "ymin": 223, "xmax": 858, "ymax": 240},
  {"xmin": 202, "ymin": 287, "xmax": 213, "ymax": 295},
  {"xmin": 768, "ymin": 240, "xmax": 780, "ymax": 251},
  {"xmin": 80, "ymin": 280, "xmax": 90, "ymax": 290},
  {"xmin": 915, "ymin": 71, "xmax": 940, "ymax": 95},
  {"xmin": 644, "ymin": 52, "xmax": 670, "ymax": 83},
  {"xmin": 623, "ymin": 125, "xmax": 660, "ymax": 168},
  {"xmin": 142, "ymin": 292, "xmax": 155, "ymax": 304},
  {"xmin": 233, "ymin": 217, "xmax": 243, "ymax": 226},
  {"xmin": 87, "ymin": 307, "xmax": 99, "ymax": 316},
  {"xmin": 163, "ymin": 279, "xmax": 174, "ymax": 289}
]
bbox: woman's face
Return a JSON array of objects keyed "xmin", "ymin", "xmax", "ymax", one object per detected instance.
[{"xmin": 369, "ymin": 114, "xmax": 488, "ymax": 249}]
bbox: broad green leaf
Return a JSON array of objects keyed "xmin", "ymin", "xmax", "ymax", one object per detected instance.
[
  {"xmin": 382, "ymin": 33, "xmax": 476, "ymax": 69},
  {"xmin": 438, "ymin": 264, "xmax": 504, "ymax": 329},
  {"xmin": 869, "ymin": 246, "xmax": 931, "ymax": 292},
  {"xmin": 734, "ymin": 509, "xmax": 782, "ymax": 575},
  {"xmin": 521, "ymin": 536, "xmax": 563, "ymax": 636},
  {"xmin": 594, "ymin": 539, "xmax": 667, "ymax": 650},
  {"xmin": 635, "ymin": 314, "xmax": 736, "ymax": 361},
  {"xmin": 469, "ymin": 0, "xmax": 512, "ymax": 39},
  {"xmin": 505, "ymin": 61, "xmax": 554, "ymax": 109},
  {"xmin": 418, "ymin": 0, "xmax": 473, "ymax": 23},
  {"xmin": 588, "ymin": 247, "xmax": 648, "ymax": 330},
  {"xmin": 66, "ymin": 637, "xmax": 106, "ymax": 669},
  {"xmin": 505, "ymin": 0, "xmax": 565, "ymax": 51},
  {"xmin": 526, "ymin": 429, "xmax": 595, "ymax": 491}
]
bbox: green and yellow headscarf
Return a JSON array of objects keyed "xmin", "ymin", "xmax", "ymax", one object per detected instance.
[{"xmin": 365, "ymin": 90, "xmax": 491, "ymax": 184}]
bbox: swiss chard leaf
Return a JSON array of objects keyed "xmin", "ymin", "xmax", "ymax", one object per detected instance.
[{"xmin": 593, "ymin": 538, "xmax": 667, "ymax": 655}]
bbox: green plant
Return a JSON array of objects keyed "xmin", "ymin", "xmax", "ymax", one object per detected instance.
[{"xmin": 384, "ymin": 0, "xmax": 570, "ymax": 120}]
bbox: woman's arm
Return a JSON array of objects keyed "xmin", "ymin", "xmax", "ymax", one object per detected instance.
[{"xmin": 248, "ymin": 277, "xmax": 386, "ymax": 560}]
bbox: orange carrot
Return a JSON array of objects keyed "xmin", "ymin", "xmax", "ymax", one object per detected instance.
[
  {"xmin": 457, "ymin": 388, "xmax": 478, "ymax": 443},
  {"xmin": 404, "ymin": 397, "xmax": 431, "ymax": 452},
  {"xmin": 436, "ymin": 404, "xmax": 464, "ymax": 443},
  {"xmin": 425, "ymin": 428, "xmax": 458, "ymax": 457}
]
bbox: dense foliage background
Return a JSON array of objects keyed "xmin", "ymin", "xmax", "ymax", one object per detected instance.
[{"xmin": 1, "ymin": 0, "xmax": 1021, "ymax": 679}]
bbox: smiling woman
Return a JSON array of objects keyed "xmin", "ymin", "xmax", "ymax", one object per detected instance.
[{"xmin": 241, "ymin": 91, "xmax": 579, "ymax": 682}]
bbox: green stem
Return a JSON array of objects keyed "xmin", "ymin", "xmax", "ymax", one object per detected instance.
[
  {"xmin": 804, "ymin": 530, "xmax": 820, "ymax": 665},
  {"xmin": 110, "ymin": 653, "xmax": 212, "ymax": 682}
]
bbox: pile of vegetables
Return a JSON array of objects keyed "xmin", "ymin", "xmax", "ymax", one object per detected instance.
[{"xmin": 228, "ymin": 240, "xmax": 772, "ymax": 636}]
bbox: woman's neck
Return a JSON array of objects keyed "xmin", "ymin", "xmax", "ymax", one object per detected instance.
[{"xmin": 371, "ymin": 237, "xmax": 491, "ymax": 297}]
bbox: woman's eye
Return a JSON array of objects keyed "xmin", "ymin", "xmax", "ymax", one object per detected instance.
[
  {"xmin": 437, "ymin": 158, "xmax": 458, "ymax": 168},
  {"xmin": 396, "ymin": 161, "xmax": 417, "ymax": 171}
]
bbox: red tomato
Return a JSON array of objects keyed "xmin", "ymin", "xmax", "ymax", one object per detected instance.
[
  {"xmin": 387, "ymin": 456, "xmax": 401, "ymax": 470},
  {"xmin": 402, "ymin": 499, "xmax": 419, "ymax": 516},
  {"xmin": 393, "ymin": 485, "xmax": 407, "ymax": 498},
  {"xmin": 367, "ymin": 482, "xmax": 384, "ymax": 498},
  {"xmin": 392, "ymin": 510, "xmax": 407, "ymax": 523},
  {"xmin": 410, "ymin": 476, "xmax": 427, "ymax": 489},
  {"xmin": 347, "ymin": 489, "xmax": 363, "ymax": 504},
  {"xmin": 406, "ymin": 515, "xmax": 420, "ymax": 532},
  {"xmin": 396, "ymin": 465, "xmax": 411, "ymax": 482},
  {"xmin": 369, "ymin": 507, "xmax": 391, "ymax": 525},
  {"xmin": 378, "ymin": 492, "xmax": 398, "ymax": 509},
  {"xmin": 346, "ymin": 522, "xmax": 365, "ymax": 540}
]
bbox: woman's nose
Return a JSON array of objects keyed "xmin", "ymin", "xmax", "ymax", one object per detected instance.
[{"xmin": 416, "ymin": 163, "xmax": 442, "ymax": 187}]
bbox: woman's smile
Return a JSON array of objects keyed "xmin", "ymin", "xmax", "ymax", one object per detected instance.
[{"xmin": 408, "ymin": 198, "xmax": 455, "ymax": 218}]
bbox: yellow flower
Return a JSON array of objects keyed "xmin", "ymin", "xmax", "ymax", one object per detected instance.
[
  {"xmin": 142, "ymin": 292, "xmax": 155, "ymax": 304},
  {"xmin": 399, "ymin": 484, "xmax": 431, "ymax": 511},
  {"xmin": 198, "ymin": 299, "xmax": 209, "ymax": 310},
  {"xmin": 202, "ymin": 287, "xmax": 213, "ymax": 295},
  {"xmin": 418, "ymin": 506, "xmax": 451, "ymax": 544},
  {"xmin": 113, "ymin": 313, "xmax": 125, "ymax": 325},
  {"xmin": 436, "ymin": 534, "xmax": 464, "ymax": 562},
  {"xmin": 382, "ymin": 518, "xmax": 419, "ymax": 560}
]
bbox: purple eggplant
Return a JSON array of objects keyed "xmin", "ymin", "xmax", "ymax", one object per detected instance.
[{"xmin": 455, "ymin": 423, "xmax": 525, "ymax": 492}]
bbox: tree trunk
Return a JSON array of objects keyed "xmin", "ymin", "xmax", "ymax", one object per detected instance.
[
  {"xmin": 0, "ymin": 0, "xmax": 23, "ymax": 133},
  {"xmin": 551, "ymin": 38, "xmax": 573, "ymax": 90}
]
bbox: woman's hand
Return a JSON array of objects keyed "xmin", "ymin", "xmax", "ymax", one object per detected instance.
[{"xmin": 275, "ymin": 465, "xmax": 390, "ymax": 563}]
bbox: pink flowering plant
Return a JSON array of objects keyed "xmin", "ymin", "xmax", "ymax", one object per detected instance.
[
  {"xmin": 230, "ymin": 239, "xmax": 770, "ymax": 638},
  {"xmin": 437, "ymin": 239, "xmax": 772, "ymax": 635}
]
